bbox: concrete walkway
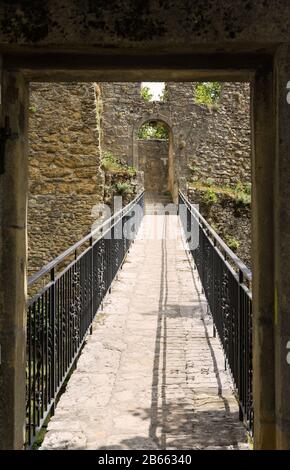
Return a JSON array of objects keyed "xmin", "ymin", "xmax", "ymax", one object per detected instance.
[{"xmin": 41, "ymin": 213, "xmax": 248, "ymax": 450}]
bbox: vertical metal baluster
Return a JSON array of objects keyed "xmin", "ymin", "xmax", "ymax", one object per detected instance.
[
  {"xmin": 109, "ymin": 226, "xmax": 113, "ymax": 293},
  {"xmin": 82, "ymin": 254, "xmax": 85, "ymax": 334},
  {"xmin": 45, "ymin": 289, "xmax": 49, "ymax": 414},
  {"xmin": 36, "ymin": 297, "xmax": 40, "ymax": 428},
  {"xmin": 50, "ymin": 268, "xmax": 56, "ymax": 415},
  {"xmin": 27, "ymin": 305, "xmax": 32, "ymax": 446},
  {"xmin": 32, "ymin": 302, "xmax": 36, "ymax": 436},
  {"xmin": 41, "ymin": 294, "xmax": 44, "ymax": 422},
  {"xmin": 90, "ymin": 237, "xmax": 93, "ymax": 334},
  {"xmin": 76, "ymin": 260, "xmax": 80, "ymax": 350},
  {"xmin": 243, "ymin": 285, "xmax": 246, "ymax": 423},
  {"xmin": 64, "ymin": 271, "xmax": 67, "ymax": 374},
  {"xmin": 62, "ymin": 275, "xmax": 65, "ymax": 379},
  {"xmin": 68, "ymin": 267, "xmax": 72, "ymax": 368},
  {"xmin": 238, "ymin": 269, "xmax": 244, "ymax": 421},
  {"xmin": 47, "ymin": 287, "xmax": 51, "ymax": 410},
  {"xmin": 57, "ymin": 276, "xmax": 61, "ymax": 387}
]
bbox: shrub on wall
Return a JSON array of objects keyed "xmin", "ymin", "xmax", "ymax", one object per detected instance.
[
  {"xmin": 140, "ymin": 85, "xmax": 153, "ymax": 102},
  {"xmin": 195, "ymin": 82, "xmax": 222, "ymax": 106},
  {"xmin": 188, "ymin": 182, "xmax": 251, "ymax": 267},
  {"xmin": 116, "ymin": 181, "xmax": 134, "ymax": 195},
  {"xmin": 203, "ymin": 187, "xmax": 218, "ymax": 205},
  {"xmin": 101, "ymin": 151, "xmax": 136, "ymax": 175},
  {"xmin": 101, "ymin": 151, "xmax": 139, "ymax": 206},
  {"xmin": 225, "ymin": 236, "xmax": 240, "ymax": 252},
  {"xmin": 234, "ymin": 182, "xmax": 251, "ymax": 206}
]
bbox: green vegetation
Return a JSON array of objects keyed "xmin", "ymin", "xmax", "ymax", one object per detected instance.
[
  {"xmin": 101, "ymin": 151, "xmax": 136, "ymax": 175},
  {"xmin": 141, "ymin": 83, "xmax": 168, "ymax": 102},
  {"xmin": 234, "ymin": 182, "xmax": 251, "ymax": 205},
  {"xmin": 203, "ymin": 187, "xmax": 218, "ymax": 205},
  {"xmin": 102, "ymin": 151, "xmax": 138, "ymax": 204},
  {"xmin": 188, "ymin": 177, "xmax": 250, "ymax": 264},
  {"xmin": 140, "ymin": 85, "xmax": 153, "ymax": 102},
  {"xmin": 195, "ymin": 82, "xmax": 222, "ymax": 106},
  {"xmin": 189, "ymin": 178, "xmax": 251, "ymax": 207},
  {"xmin": 29, "ymin": 104, "xmax": 37, "ymax": 113},
  {"xmin": 225, "ymin": 236, "xmax": 240, "ymax": 252},
  {"xmin": 31, "ymin": 417, "xmax": 49, "ymax": 449},
  {"xmin": 138, "ymin": 121, "xmax": 169, "ymax": 140},
  {"xmin": 160, "ymin": 86, "xmax": 169, "ymax": 102},
  {"xmin": 115, "ymin": 181, "xmax": 134, "ymax": 195}
]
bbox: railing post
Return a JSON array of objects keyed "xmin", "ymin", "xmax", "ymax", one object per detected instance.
[
  {"xmin": 50, "ymin": 267, "xmax": 56, "ymax": 416},
  {"xmin": 108, "ymin": 225, "xmax": 113, "ymax": 294},
  {"xmin": 90, "ymin": 237, "xmax": 93, "ymax": 335},
  {"xmin": 238, "ymin": 268, "xmax": 243, "ymax": 422},
  {"xmin": 212, "ymin": 237, "xmax": 217, "ymax": 336},
  {"xmin": 201, "ymin": 223, "xmax": 204, "ymax": 291}
]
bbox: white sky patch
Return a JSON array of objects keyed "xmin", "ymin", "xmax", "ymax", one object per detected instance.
[{"xmin": 141, "ymin": 82, "xmax": 165, "ymax": 101}]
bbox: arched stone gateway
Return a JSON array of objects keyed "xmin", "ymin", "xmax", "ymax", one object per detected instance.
[
  {"xmin": 100, "ymin": 82, "xmax": 251, "ymax": 202},
  {"xmin": 133, "ymin": 113, "xmax": 179, "ymax": 201},
  {"xmin": 2, "ymin": 0, "xmax": 290, "ymax": 447}
]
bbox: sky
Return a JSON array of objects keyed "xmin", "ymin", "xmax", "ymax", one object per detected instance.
[{"xmin": 142, "ymin": 82, "xmax": 165, "ymax": 101}]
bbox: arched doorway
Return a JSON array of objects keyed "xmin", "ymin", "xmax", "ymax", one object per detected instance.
[{"xmin": 132, "ymin": 114, "xmax": 178, "ymax": 201}]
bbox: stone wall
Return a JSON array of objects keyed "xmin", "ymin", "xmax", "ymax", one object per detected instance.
[
  {"xmin": 28, "ymin": 82, "xmax": 103, "ymax": 276},
  {"xmin": 1, "ymin": 1, "xmax": 290, "ymax": 48},
  {"xmin": 188, "ymin": 187, "xmax": 251, "ymax": 268},
  {"xmin": 188, "ymin": 83, "xmax": 251, "ymax": 185},
  {"xmin": 138, "ymin": 139, "xmax": 169, "ymax": 193},
  {"xmin": 99, "ymin": 82, "xmax": 251, "ymax": 196},
  {"xmin": 28, "ymin": 80, "xmax": 251, "ymax": 275}
]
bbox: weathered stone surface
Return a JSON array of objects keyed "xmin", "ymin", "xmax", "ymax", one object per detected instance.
[
  {"xmin": 188, "ymin": 187, "xmax": 251, "ymax": 267},
  {"xmin": 138, "ymin": 139, "xmax": 169, "ymax": 193},
  {"xmin": 100, "ymin": 82, "xmax": 251, "ymax": 191},
  {"xmin": 0, "ymin": 2, "xmax": 290, "ymax": 47},
  {"xmin": 41, "ymin": 211, "xmax": 248, "ymax": 450},
  {"xmin": 28, "ymin": 82, "xmax": 104, "ymax": 276},
  {"xmin": 0, "ymin": 70, "xmax": 29, "ymax": 451},
  {"xmin": 28, "ymin": 80, "xmax": 250, "ymax": 278}
]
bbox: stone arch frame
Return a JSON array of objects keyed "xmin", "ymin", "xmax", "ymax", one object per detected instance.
[{"xmin": 132, "ymin": 113, "xmax": 178, "ymax": 200}]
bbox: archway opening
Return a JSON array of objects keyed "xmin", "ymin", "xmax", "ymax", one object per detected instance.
[{"xmin": 137, "ymin": 119, "xmax": 175, "ymax": 200}]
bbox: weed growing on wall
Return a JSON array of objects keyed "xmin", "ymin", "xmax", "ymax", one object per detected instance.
[{"xmin": 195, "ymin": 82, "xmax": 222, "ymax": 106}]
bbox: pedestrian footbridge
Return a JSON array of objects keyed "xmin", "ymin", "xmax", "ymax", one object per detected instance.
[{"xmin": 26, "ymin": 191, "xmax": 251, "ymax": 450}]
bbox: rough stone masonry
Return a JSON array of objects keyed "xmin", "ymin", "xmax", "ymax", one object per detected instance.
[
  {"xmin": 99, "ymin": 82, "xmax": 251, "ymax": 189},
  {"xmin": 28, "ymin": 81, "xmax": 250, "ymax": 275},
  {"xmin": 28, "ymin": 82, "xmax": 103, "ymax": 276}
]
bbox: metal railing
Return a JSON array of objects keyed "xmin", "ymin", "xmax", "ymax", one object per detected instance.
[
  {"xmin": 179, "ymin": 190, "xmax": 253, "ymax": 434},
  {"xmin": 26, "ymin": 191, "xmax": 145, "ymax": 447}
]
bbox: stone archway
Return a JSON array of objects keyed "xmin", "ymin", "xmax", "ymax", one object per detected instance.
[{"xmin": 132, "ymin": 113, "xmax": 178, "ymax": 201}]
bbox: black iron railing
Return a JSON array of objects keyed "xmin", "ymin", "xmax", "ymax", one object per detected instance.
[
  {"xmin": 26, "ymin": 191, "xmax": 145, "ymax": 447},
  {"xmin": 179, "ymin": 190, "xmax": 253, "ymax": 434}
]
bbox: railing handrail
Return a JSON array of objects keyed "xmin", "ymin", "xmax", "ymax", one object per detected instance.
[
  {"xmin": 179, "ymin": 190, "xmax": 252, "ymax": 283},
  {"xmin": 28, "ymin": 190, "xmax": 145, "ymax": 287}
]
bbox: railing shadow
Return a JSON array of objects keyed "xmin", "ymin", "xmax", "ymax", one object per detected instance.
[{"xmin": 98, "ymin": 213, "xmax": 245, "ymax": 450}]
